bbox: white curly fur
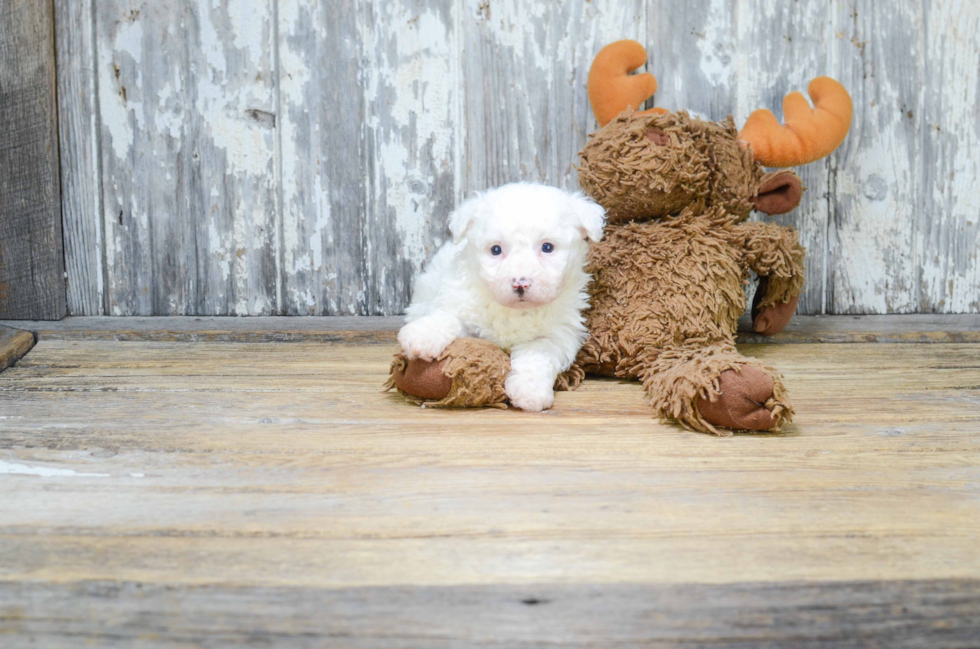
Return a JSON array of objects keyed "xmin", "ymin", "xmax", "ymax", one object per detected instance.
[{"xmin": 399, "ymin": 183, "xmax": 605, "ymax": 412}]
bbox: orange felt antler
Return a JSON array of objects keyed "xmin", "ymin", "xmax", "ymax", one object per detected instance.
[
  {"xmin": 588, "ymin": 40, "xmax": 664, "ymax": 127},
  {"xmin": 739, "ymin": 77, "xmax": 853, "ymax": 167}
]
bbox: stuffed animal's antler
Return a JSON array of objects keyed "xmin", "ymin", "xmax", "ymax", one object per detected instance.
[
  {"xmin": 739, "ymin": 78, "xmax": 853, "ymax": 167},
  {"xmin": 588, "ymin": 40, "xmax": 665, "ymax": 127}
]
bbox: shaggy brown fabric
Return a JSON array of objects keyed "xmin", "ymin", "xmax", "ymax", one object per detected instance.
[
  {"xmin": 574, "ymin": 204, "xmax": 801, "ymax": 434},
  {"xmin": 385, "ymin": 337, "xmax": 510, "ymax": 408},
  {"xmin": 578, "ymin": 111, "xmax": 712, "ymax": 225},
  {"xmin": 554, "ymin": 364, "xmax": 585, "ymax": 392},
  {"xmin": 741, "ymin": 220, "xmax": 807, "ymax": 308},
  {"xmin": 578, "ymin": 111, "xmax": 804, "ymax": 226}
]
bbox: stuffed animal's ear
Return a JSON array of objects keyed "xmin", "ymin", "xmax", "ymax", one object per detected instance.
[
  {"xmin": 753, "ymin": 171, "xmax": 804, "ymax": 215},
  {"xmin": 567, "ymin": 192, "xmax": 606, "ymax": 242},
  {"xmin": 448, "ymin": 194, "xmax": 483, "ymax": 243}
]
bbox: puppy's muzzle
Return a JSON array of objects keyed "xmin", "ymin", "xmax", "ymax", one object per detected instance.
[{"xmin": 511, "ymin": 277, "xmax": 531, "ymax": 297}]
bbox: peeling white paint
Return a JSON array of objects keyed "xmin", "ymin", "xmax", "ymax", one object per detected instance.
[
  {"xmin": 66, "ymin": 0, "xmax": 980, "ymax": 316},
  {"xmin": 278, "ymin": 0, "xmax": 320, "ymax": 304},
  {"xmin": 95, "ymin": 0, "xmax": 279, "ymax": 316},
  {"xmin": 362, "ymin": 5, "xmax": 454, "ymax": 277},
  {"xmin": 827, "ymin": 0, "xmax": 921, "ymax": 314},
  {"xmin": 696, "ymin": 0, "xmax": 734, "ymax": 87},
  {"xmin": 115, "ymin": 18, "xmax": 143, "ymax": 66},
  {"xmin": 98, "ymin": 47, "xmax": 135, "ymax": 161},
  {"xmin": 918, "ymin": 0, "xmax": 980, "ymax": 312},
  {"xmin": 209, "ymin": 220, "xmax": 231, "ymax": 282}
]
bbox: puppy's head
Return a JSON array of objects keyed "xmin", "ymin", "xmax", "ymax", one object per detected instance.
[{"xmin": 448, "ymin": 183, "xmax": 605, "ymax": 309}]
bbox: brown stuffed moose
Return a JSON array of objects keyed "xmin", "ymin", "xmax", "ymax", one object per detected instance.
[{"xmin": 388, "ymin": 40, "xmax": 852, "ymax": 436}]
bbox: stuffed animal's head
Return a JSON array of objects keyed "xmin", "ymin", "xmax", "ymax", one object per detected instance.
[{"xmin": 578, "ymin": 40, "xmax": 852, "ymax": 224}]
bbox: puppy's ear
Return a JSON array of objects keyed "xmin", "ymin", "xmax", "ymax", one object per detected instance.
[
  {"xmin": 448, "ymin": 194, "xmax": 483, "ymax": 244},
  {"xmin": 567, "ymin": 192, "xmax": 606, "ymax": 242}
]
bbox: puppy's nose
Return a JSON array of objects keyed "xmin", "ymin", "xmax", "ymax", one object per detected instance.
[{"xmin": 511, "ymin": 277, "xmax": 531, "ymax": 296}]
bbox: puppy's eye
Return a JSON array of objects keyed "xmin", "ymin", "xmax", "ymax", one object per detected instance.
[
  {"xmin": 541, "ymin": 242, "xmax": 554, "ymax": 253},
  {"xmin": 490, "ymin": 245, "xmax": 502, "ymax": 256}
]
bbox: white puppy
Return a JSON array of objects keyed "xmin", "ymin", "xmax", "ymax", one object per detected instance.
[{"xmin": 398, "ymin": 182, "xmax": 605, "ymax": 412}]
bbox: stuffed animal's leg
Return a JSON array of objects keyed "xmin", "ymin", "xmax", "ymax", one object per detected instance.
[
  {"xmin": 386, "ymin": 337, "xmax": 511, "ymax": 408},
  {"xmin": 738, "ymin": 221, "xmax": 806, "ymax": 335},
  {"xmin": 638, "ymin": 343, "xmax": 793, "ymax": 436}
]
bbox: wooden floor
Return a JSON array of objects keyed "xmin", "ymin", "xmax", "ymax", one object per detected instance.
[{"xmin": 1, "ymin": 328, "xmax": 979, "ymax": 646}]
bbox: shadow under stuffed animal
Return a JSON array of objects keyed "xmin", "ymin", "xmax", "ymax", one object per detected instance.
[{"xmin": 388, "ymin": 40, "xmax": 852, "ymax": 436}]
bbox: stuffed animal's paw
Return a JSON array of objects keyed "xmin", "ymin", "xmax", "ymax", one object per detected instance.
[
  {"xmin": 397, "ymin": 321, "xmax": 456, "ymax": 361},
  {"xmin": 752, "ymin": 296, "xmax": 799, "ymax": 336},
  {"xmin": 751, "ymin": 277, "xmax": 800, "ymax": 336},
  {"xmin": 696, "ymin": 366, "xmax": 787, "ymax": 431},
  {"xmin": 505, "ymin": 371, "xmax": 555, "ymax": 412}
]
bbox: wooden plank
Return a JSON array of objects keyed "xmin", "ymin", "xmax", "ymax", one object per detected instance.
[
  {"xmin": 1, "ymin": 339, "xmax": 979, "ymax": 643},
  {"xmin": 56, "ymin": 0, "xmax": 105, "ymax": 316},
  {"xmin": 359, "ymin": 0, "xmax": 457, "ymax": 315},
  {"xmin": 0, "ymin": 0, "xmax": 66, "ymax": 320},
  {"xmin": 95, "ymin": 0, "xmax": 279, "ymax": 315},
  {"xmin": 460, "ymin": 0, "xmax": 645, "ymax": 194},
  {"xmin": 51, "ymin": 0, "xmax": 980, "ymax": 319},
  {"xmin": 827, "ymin": 1, "xmax": 922, "ymax": 314},
  {"xmin": 734, "ymin": 313, "xmax": 980, "ymax": 344},
  {"xmin": 278, "ymin": 0, "xmax": 458, "ymax": 316},
  {"xmin": 2, "ymin": 314, "xmax": 977, "ymax": 344},
  {"xmin": 0, "ymin": 316, "xmax": 402, "ymax": 343},
  {"xmin": 648, "ymin": 0, "xmax": 735, "ymax": 117},
  {"xmin": 917, "ymin": 1, "xmax": 980, "ymax": 312},
  {"xmin": 1, "ymin": 579, "xmax": 978, "ymax": 648},
  {"xmin": 277, "ymin": 0, "xmax": 367, "ymax": 315},
  {"xmin": 0, "ymin": 325, "xmax": 35, "ymax": 372},
  {"xmin": 735, "ymin": 0, "xmax": 833, "ymax": 315},
  {"xmin": 0, "ymin": 341, "xmax": 978, "ymax": 583},
  {"xmin": 2, "ymin": 339, "xmax": 980, "ymax": 642}
]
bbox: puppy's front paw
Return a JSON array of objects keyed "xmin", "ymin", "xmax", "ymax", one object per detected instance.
[
  {"xmin": 398, "ymin": 320, "xmax": 455, "ymax": 361},
  {"xmin": 505, "ymin": 372, "xmax": 555, "ymax": 412}
]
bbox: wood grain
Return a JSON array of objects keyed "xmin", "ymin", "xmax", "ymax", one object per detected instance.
[
  {"xmin": 917, "ymin": 0, "xmax": 980, "ymax": 313},
  {"xmin": 361, "ymin": 0, "xmax": 458, "ymax": 315},
  {"xmin": 1, "ymin": 341, "xmax": 978, "ymax": 583},
  {"xmin": 53, "ymin": 0, "xmax": 980, "ymax": 316},
  {"xmin": 2, "ymin": 579, "xmax": 978, "ymax": 647},
  {"xmin": 0, "ymin": 0, "xmax": 66, "ymax": 320},
  {"xmin": 461, "ymin": 0, "xmax": 645, "ymax": 193},
  {"xmin": 0, "ymin": 339, "xmax": 978, "ymax": 643},
  {"xmin": 277, "ymin": 0, "xmax": 366, "ymax": 315},
  {"xmin": 1, "ymin": 314, "xmax": 978, "ymax": 344},
  {"xmin": 55, "ymin": 0, "xmax": 105, "ymax": 316},
  {"xmin": 94, "ymin": 0, "xmax": 280, "ymax": 315},
  {"xmin": 828, "ymin": 0, "xmax": 921, "ymax": 314},
  {"xmin": 0, "ymin": 325, "xmax": 35, "ymax": 372},
  {"xmin": 278, "ymin": 0, "xmax": 458, "ymax": 316}
]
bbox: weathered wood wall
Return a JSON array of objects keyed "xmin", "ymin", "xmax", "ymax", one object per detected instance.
[
  {"xmin": 55, "ymin": 0, "xmax": 980, "ymax": 316},
  {"xmin": 0, "ymin": 0, "xmax": 66, "ymax": 320}
]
